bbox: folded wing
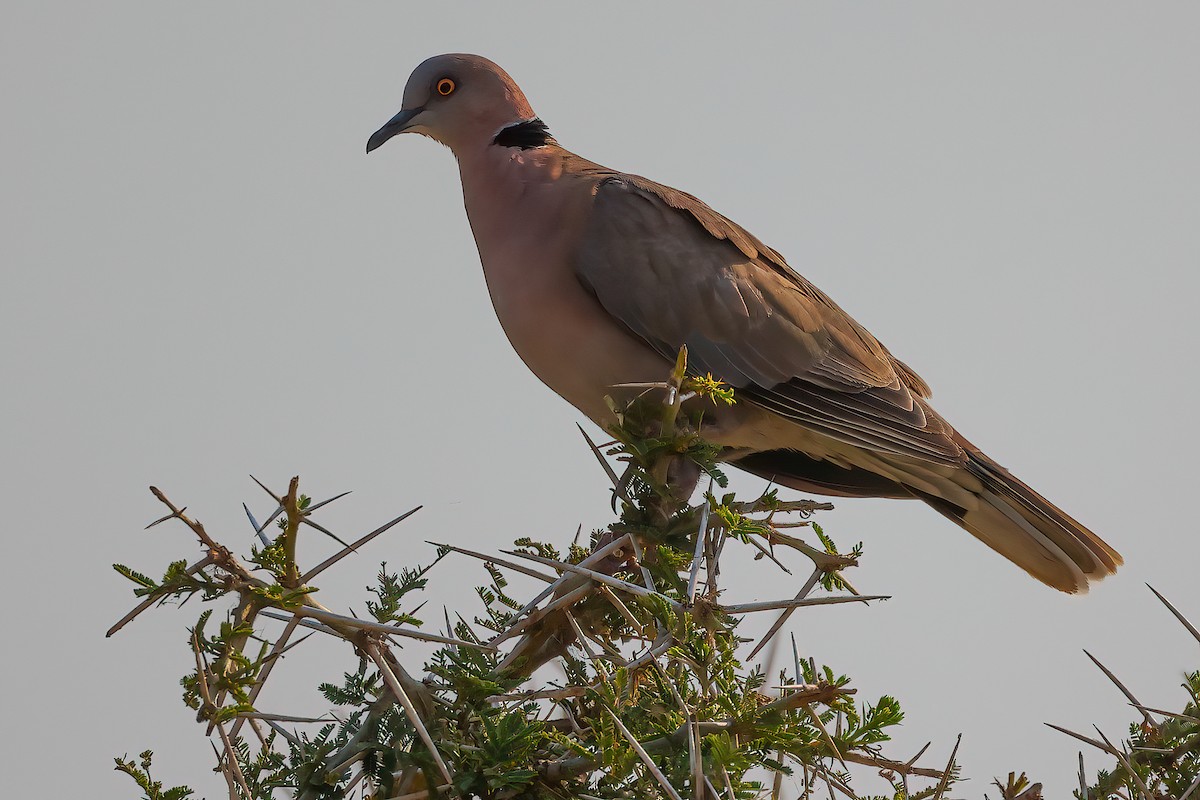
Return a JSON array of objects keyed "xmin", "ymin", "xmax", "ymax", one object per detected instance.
[{"xmin": 575, "ymin": 175, "xmax": 959, "ymax": 464}]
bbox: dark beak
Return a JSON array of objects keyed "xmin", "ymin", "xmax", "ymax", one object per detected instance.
[{"xmin": 366, "ymin": 107, "xmax": 424, "ymax": 153}]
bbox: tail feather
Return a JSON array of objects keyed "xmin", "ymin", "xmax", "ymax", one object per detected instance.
[
  {"xmin": 729, "ymin": 444, "xmax": 1122, "ymax": 593},
  {"xmin": 917, "ymin": 451, "xmax": 1121, "ymax": 593}
]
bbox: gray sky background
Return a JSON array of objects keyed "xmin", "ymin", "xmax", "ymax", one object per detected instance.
[{"xmin": 3, "ymin": 3, "xmax": 1198, "ymax": 797}]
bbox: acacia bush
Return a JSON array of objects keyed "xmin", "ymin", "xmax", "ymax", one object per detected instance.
[{"xmin": 110, "ymin": 353, "xmax": 1198, "ymax": 799}]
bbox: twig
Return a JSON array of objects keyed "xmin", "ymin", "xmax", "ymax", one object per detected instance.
[
  {"xmin": 760, "ymin": 683, "xmax": 854, "ymax": 713},
  {"xmin": 836, "ymin": 749, "xmax": 943, "ymax": 780},
  {"xmin": 237, "ymin": 712, "xmax": 330, "ymax": 723},
  {"xmin": 728, "ymin": 498, "xmax": 834, "ymax": 517},
  {"xmin": 148, "ymin": 486, "xmax": 262, "ymax": 585},
  {"xmin": 724, "ymin": 594, "xmax": 887, "ymax": 614},
  {"xmin": 192, "ymin": 631, "xmax": 253, "ymax": 800},
  {"xmin": 766, "ymin": 530, "xmax": 856, "ymax": 570},
  {"xmin": 294, "ymin": 605, "xmax": 496, "ymax": 650},
  {"xmin": 487, "ymin": 686, "xmax": 590, "ymax": 703}
]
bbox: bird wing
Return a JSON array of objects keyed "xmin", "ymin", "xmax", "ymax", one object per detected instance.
[{"xmin": 574, "ymin": 174, "xmax": 961, "ymax": 464}]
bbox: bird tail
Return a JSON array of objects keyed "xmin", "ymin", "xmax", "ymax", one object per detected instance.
[
  {"xmin": 730, "ymin": 444, "xmax": 1121, "ymax": 592},
  {"xmin": 910, "ymin": 449, "xmax": 1122, "ymax": 594}
]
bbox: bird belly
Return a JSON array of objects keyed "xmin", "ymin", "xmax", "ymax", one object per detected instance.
[{"xmin": 482, "ymin": 247, "xmax": 672, "ymax": 425}]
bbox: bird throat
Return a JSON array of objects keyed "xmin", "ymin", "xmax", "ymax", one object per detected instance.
[{"xmin": 493, "ymin": 118, "xmax": 554, "ymax": 150}]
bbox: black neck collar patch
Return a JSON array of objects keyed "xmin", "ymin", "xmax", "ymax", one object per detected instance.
[{"xmin": 493, "ymin": 118, "xmax": 554, "ymax": 149}]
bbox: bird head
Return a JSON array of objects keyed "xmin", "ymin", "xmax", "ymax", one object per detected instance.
[{"xmin": 366, "ymin": 54, "xmax": 539, "ymax": 155}]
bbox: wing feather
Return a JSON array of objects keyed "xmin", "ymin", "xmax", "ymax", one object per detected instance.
[{"xmin": 576, "ymin": 175, "xmax": 959, "ymax": 464}]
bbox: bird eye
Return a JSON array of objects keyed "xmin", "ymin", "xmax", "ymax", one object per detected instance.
[{"xmin": 436, "ymin": 78, "xmax": 456, "ymax": 96}]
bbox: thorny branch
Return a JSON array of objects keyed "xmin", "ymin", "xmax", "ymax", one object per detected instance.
[{"xmin": 114, "ymin": 353, "xmax": 1118, "ymax": 800}]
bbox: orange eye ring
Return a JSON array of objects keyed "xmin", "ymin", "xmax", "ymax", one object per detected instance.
[{"xmin": 436, "ymin": 78, "xmax": 456, "ymax": 96}]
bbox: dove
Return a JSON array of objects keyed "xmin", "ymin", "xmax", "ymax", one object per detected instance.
[{"xmin": 366, "ymin": 53, "xmax": 1121, "ymax": 593}]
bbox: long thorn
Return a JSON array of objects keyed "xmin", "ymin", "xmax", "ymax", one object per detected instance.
[
  {"xmin": 1095, "ymin": 727, "xmax": 1154, "ymax": 800},
  {"xmin": 489, "ymin": 583, "xmax": 593, "ymax": 647},
  {"xmin": 1179, "ymin": 770, "xmax": 1200, "ymax": 800},
  {"xmin": 932, "ymin": 734, "xmax": 961, "ymax": 800},
  {"xmin": 307, "ymin": 490, "xmax": 352, "ymax": 513},
  {"xmin": 503, "ymin": 549, "xmax": 679, "ymax": 606},
  {"xmin": 300, "ymin": 505, "xmax": 422, "ymax": 582},
  {"xmin": 145, "ymin": 508, "xmax": 184, "ymax": 530},
  {"xmin": 806, "ymin": 704, "xmax": 846, "ymax": 769},
  {"xmin": 746, "ymin": 534, "xmax": 792, "ymax": 574},
  {"xmin": 299, "ymin": 515, "xmax": 355, "ymax": 551},
  {"xmin": 687, "ymin": 500, "xmax": 711, "ymax": 602},
  {"xmin": 243, "ymin": 502, "xmax": 272, "ymax": 547},
  {"xmin": 107, "ymin": 556, "xmax": 216, "ymax": 637},
  {"xmin": 603, "ymin": 706, "xmax": 684, "ymax": 800},
  {"xmin": 249, "ymin": 474, "xmax": 284, "ymax": 504},
  {"xmin": 599, "ymin": 585, "xmax": 646, "ymax": 636},
  {"xmin": 747, "ymin": 567, "xmax": 822, "ymax": 660},
  {"xmin": 429, "ymin": 541, "xmax": 555, "ymax": 583},
  {"xmin": 368, "ymin": 644, "xmax": 454, "ymax": 787},
  {"xmin": 1147, "ymin": 583, "xmax": 1200, "ymax": 645},
  {"xmin": 1083, "ymin": 650, "xmax": 1156, "ymax": 728},
  {"xmin": 230, "ymin": 613, "xmax": 302, "ymax": 740},
  {"xmin": 578, "ymin": 424, "xmax": 634, "ymax": 505},
  {"xmin": 1044, "ymin": 723, "xmax": 1120, "ymax": 756},
  {"xmin": 1129, "ymin": 701, "xmax": 1200, "ymax": 723},
  {"xmin": 510, "ymin": 534, "xmax": 632, "ymax": 620}
]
